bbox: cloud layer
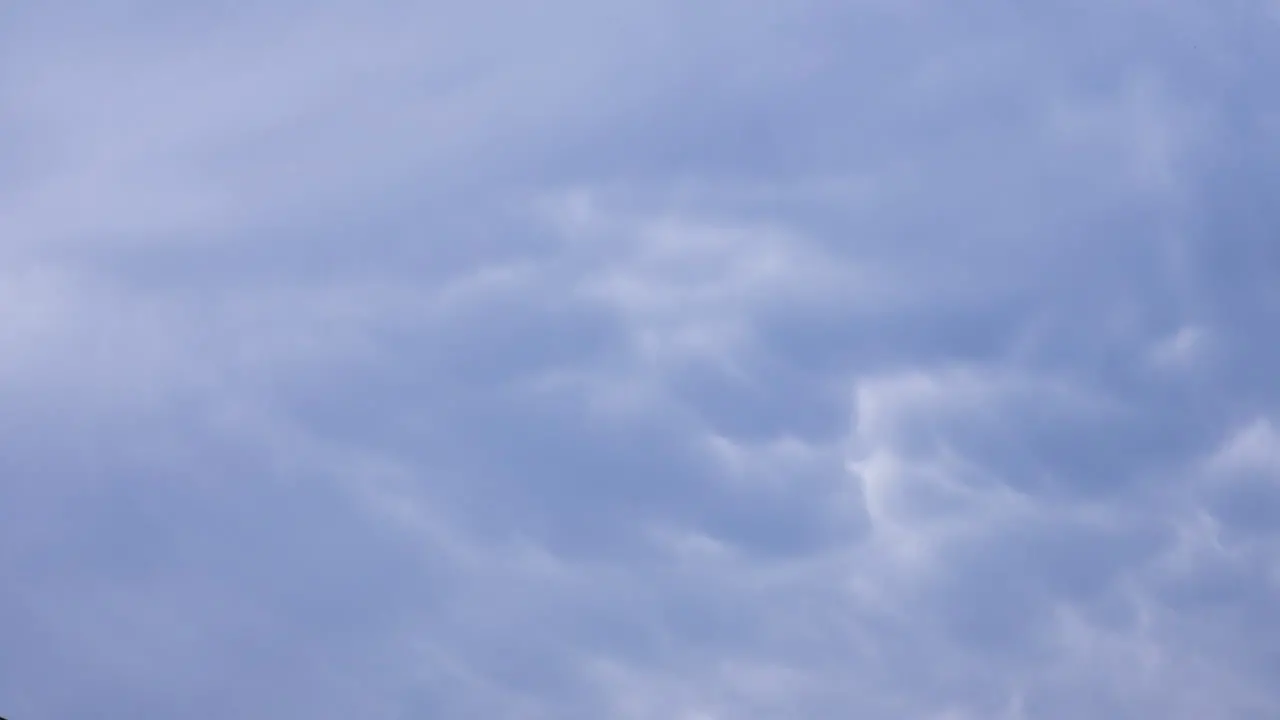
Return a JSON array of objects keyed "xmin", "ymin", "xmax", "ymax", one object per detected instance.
[{"xmin": 2, "ymin": 2, "xmax": 1279, "ymax": 718}]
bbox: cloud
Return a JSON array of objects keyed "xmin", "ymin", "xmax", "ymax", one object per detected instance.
[
  {"xmin": 2, "ymin": 1, "xmax": 1280, "ymax": 719},
  {"xmin": 1207, "ymin": 418, "xmax": 1280, "ymax": 478}
]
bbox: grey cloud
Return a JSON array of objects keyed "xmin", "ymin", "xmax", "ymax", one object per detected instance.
[{"xmin": 2, "ymin": 1, "xmax": 1280, "ymax": 719}]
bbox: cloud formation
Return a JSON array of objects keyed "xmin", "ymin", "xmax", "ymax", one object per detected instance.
[{"xmin": 2, "ymin": 1, "xmax": 1279, "ymax": 719}]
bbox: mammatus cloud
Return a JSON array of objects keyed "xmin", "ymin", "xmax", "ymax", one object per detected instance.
[{"xmin": 2, "ymin": 1, "xmax": 1279, "ymax": 719}]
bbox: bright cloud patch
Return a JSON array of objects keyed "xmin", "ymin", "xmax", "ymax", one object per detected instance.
[{"xmin": 1, "ymin": 2, "xmax": 1278, "ymax": 719}]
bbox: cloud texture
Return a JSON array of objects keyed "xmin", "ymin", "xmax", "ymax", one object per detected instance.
[{"xmin": 2, "ymin": 2, "xmax": 1279, "ymax": 718}]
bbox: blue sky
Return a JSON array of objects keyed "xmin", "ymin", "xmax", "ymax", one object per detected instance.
[{"xmin": 2, "ymin": 2, "xmax": 1279, "ymax": 718}]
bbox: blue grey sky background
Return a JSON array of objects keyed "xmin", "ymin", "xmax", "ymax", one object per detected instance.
[{"xmin": 2, "ymin": 1, "xmax": 1279, "ymax": 718}]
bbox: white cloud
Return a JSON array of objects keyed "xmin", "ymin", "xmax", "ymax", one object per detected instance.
[
  {"xmin": 562, "ymin": 197, "xmax": 877, "ymax": 368},
  {"xmin": 1150, "ymin": 324, "xmax": 1210, "ymax": 370},
  {"xmin": 1206, "ymin": 417, "xmax": 1280, "ymax": 478}
]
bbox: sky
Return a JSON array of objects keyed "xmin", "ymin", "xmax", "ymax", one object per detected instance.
[{"xmin": 1, "ymin": 2, "xmax": 1279, "ymax": 718}]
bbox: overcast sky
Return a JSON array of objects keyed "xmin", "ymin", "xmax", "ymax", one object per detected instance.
[{"xmin": 2, "ymin": 2, "xmax": 1279, "ymax": 718}]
